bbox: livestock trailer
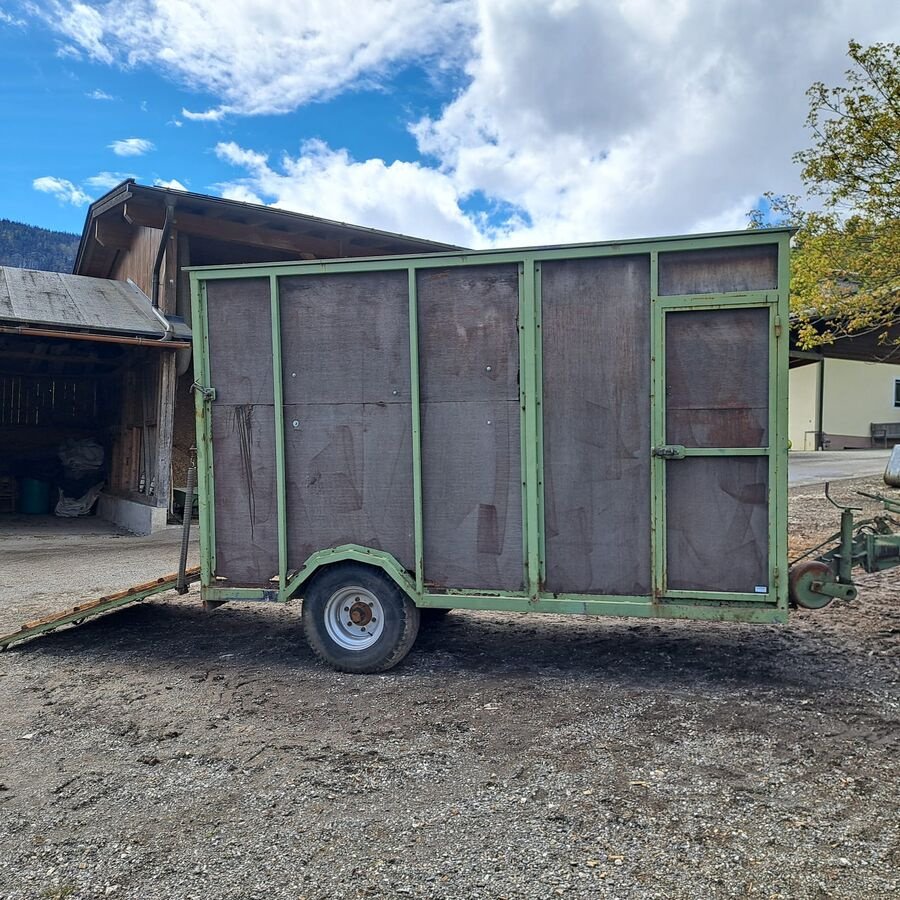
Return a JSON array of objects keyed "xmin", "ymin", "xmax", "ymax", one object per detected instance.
[{"xmin": 188, "ymin": 229, "xmax": 793, "ymax": 672}]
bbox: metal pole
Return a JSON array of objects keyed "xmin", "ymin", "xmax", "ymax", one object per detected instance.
[{"xmin": 176, "ymin": 448, "xmax": 196, "ymax": 594}]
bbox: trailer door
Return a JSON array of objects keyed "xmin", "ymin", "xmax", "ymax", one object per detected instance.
[{"xmin": 654, "ymin": 293, "xmax": 781, "ymax": 603}]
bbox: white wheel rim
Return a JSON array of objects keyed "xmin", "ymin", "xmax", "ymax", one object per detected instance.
[{"xmin": 323, "ymin": 586, "xmax": 385, "ymax": 651}]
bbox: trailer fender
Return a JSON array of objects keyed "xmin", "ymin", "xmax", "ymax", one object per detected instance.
[{"xmin": 285, "ymin": 545, "xmax": 417, "ymax": 602}]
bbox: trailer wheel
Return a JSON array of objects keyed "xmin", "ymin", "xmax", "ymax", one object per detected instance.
[{"xmin": 301, "ymin": 564, "xmax": 420, "ymax": 673}]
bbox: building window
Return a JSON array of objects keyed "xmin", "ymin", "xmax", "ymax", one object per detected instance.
[{"xmin": 895, "ymin": 378, "xmax": 900, "ymax": 409}]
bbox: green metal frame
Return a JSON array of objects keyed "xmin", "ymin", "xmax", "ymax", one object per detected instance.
[{"xmin": 188, "ymin": 228, "xmax": 792, "ymax": 625}]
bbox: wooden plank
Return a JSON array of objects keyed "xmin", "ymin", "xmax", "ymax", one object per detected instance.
[
  {"xmin": 417, "ymin": 265, "xmax": 523, "ymax": 590},
  {"xmin": 666, "ymin": 457, "xmax": 768, "ymax": 593},
  {"xmin": 279, "ymin": 271, "xmax": 411, "ymax": 405},
  {"xmin": 541, "ymin": 255, "xmax": 652, "ymax": 595},
  {"xmin": 658, "ymin": 244, "xmax": 778, "ymax": 296},
  {"xmin": 155, "ymin": 352, "xmax": 177, "ymax": 511},
  {"xmin": 666, "ymin": 308, "xmax": 769, "ymax": 447},
  {"xmin": 205, "ymin": 278, "xmax": 273, "ymax": 405},
  {"xmin": 279, "ymin": 270, "xmax": 414, "ymax": 569},
  {"xmin": 283, "ymin": 402, "xmax": 415, "ymax": 570},
  {"xmin": 210, "ymin": 404, "xmax": 279, "ymax": 585},
  {"xmin": 0, "ymin": 567, "xmax": 200, "ymax": 649}
]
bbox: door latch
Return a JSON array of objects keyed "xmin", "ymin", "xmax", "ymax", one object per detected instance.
[
  {"xmin": 190, "ymin": 382, "xmax": 217, "ymax": 402},
  {"xmin": 652, "ymin": 445, "xmax": 686, "ymax": 460}
]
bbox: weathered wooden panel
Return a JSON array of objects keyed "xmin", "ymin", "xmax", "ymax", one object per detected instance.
[
  {"xmin": 205, "ymin": 278, "xmax": 273, "ymax": 405},
  {"xmin": 279, "ymin": 271, "xmax": 410, "ymax": 404},
  {"xmin": 110, "ymin": 225, "xmax": 161, "ymax": 297},
  {"xmin": 541, "ymin": 255, "xmax": 652, "ymax": 595},
  {"xmin": 279, "ymin": 270, "xmax": 414, "ymax": 569},
  {"xmin": 417, "ymin": 266, "xmax": 520, "ymax": 402},
  {"xmin": 283, "ymin": 403, "xmax": 414, "ymax": 568},
  {"xmin": 420, "ymin": 399, "xmax": 522, "ymax": 589},
  {"xmin": 658, "ymin": 244, "xmax": 778, "ymax": 296},
  {"xmin": 211, "ymin": 403, "xmax": 279, "ymax": 585},
  {"xmin": 417, "ymin": 265, "xmax": 523, "ymax": 590},
  {"xmin": 666, "ymin": 456, "xmax": 768, "ymax": 593},
  {"xmin": 666, "ymin": 308, "xmax": 769, "ymax": 447}
]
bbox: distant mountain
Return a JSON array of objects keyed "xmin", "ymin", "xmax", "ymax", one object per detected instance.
[{"xmin": 0, "ymin": 219, "xmax": 80, "ymax": 273}]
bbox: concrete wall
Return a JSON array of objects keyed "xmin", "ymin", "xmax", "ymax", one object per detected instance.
[
  {"xmin": 791, "ymin": 358, "xmax": 900, "ymax": 450},
  {"xmin": 789, "ymin": 362, "xmax": 820, "ymax": 450},
  {"xmin": 98, "ymin": 493, "xmax": 169, "ymax": 535},
  {"xmin": 822, "ymin": 359, "xmax": 900, "ymax": 448}
]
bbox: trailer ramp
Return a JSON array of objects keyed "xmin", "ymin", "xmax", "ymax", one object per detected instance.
[{"xmin": 0, "ymin": 567, "xmax": 201, "ymax": 650}]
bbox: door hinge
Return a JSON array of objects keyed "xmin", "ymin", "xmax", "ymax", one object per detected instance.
[{"xmin": 774, "ymin": 315, "xmax": 783, "ymax": 338}]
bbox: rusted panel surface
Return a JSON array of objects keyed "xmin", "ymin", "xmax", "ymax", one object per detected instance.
[
  {"xmin": 666, "ymin": 307, "xmax": 769, "ymax": 448},
  {"xmin": 417, "ymin": 265, "xmax": 523, "ymax": 590},
  {"xmin": 541, "ymin": 255, "xmax": 652, "ymax": 595},
  {"xmin": 666, "ymin": 456, "xmax": 769, "ymax": 593},
  {"xmin": 282, "ymin": 403, "xmax": 414, "ymax": 569},
  {"xmin": 658, "ymin": 244, "xmax": 778, "ymax": 296},
  {"xmin": 211, "ymin": 403, "xmax": 279, "ymax": 585},
  {"xmin": 279, "ymin": 270, "xmax": 414, "ymax": 569}
]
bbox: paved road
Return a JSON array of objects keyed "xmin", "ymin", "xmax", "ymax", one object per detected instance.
[{"xmin": 788, "ymin": 449, "xmax": 891, "ymax": 487}]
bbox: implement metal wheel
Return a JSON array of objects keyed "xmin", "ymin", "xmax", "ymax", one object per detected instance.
[
  {"xmin": 789, "ymin": 560, "xmax": 836, "ymax": 610},
  {"xmin": 301, "ymin": 563, "xmax": 420, "ymax": 673}
]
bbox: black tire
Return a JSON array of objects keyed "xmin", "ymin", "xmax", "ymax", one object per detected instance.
[
  {"xmin": 420, "ymin": 607, "xmax": 453, "ymax": 623},
  {"xmin": 300, "ymin": 563, "xmax": 420, "ymax": 673}
]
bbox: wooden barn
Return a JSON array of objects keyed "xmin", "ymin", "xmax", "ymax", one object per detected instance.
[{"xmin": 1, "ymin": 181, "xmax": 457, "ymax": 533}]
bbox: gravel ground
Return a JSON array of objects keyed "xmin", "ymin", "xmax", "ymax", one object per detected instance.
[{"xmin": 0, "ymin": 480, "xmax": 898, "ymax": 900}]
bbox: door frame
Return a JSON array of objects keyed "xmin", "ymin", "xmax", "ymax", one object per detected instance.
[{"xmin": 649, "ymin": 252, "xmax": 789, "ymax": 607}]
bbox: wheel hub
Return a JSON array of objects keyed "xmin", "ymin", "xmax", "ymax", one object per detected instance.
[
  {"xmin": 323, "ymin": 585, "xmax": 385, "ymax": 651},
  {"xmin": 348, "ymin": 601, "xmax": 373, "ymax": 627}
]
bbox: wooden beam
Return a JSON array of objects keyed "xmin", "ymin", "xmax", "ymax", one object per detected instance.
[
  {"xmin": 94, "ymin": 216, "xmax": 132, "ymax": 250},
  {"xmin": 123, "ymin": 200, "xmax": 374, "ymax": 258},
  {"xmin": 0, "ymin": 324, "xmax": 190, "ymax": 349}
]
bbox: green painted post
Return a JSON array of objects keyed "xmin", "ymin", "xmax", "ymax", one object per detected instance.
[
  {"xmin": 190, "ymin": 274, "xmax": 216, "ymax": 588},
  {"xmin": 269, "ymin": 274, "xmax": 289, "ymax": 598},
  {"xmin": 649, "ymin": 250, "xmax": 666, "ymax": 597},
  {"xmin": 520, "ymin": 258, "xmax": 541, "ymax": 598},
  {"xmin": 407, "ymin": 267, "xmax": 425, "ymax": 596}
]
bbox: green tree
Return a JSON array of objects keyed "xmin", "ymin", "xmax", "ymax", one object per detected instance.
[{"xmin": 752, "ymin": 41, "xmax": 900, "ymax": 348}]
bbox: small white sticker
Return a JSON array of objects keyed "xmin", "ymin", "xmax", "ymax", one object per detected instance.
[{"xmin": 754, "ymin": 585, "xmax": 768, "ymax": 593}]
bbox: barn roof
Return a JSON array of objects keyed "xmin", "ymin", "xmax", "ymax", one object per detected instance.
[
  {"xmin": 0, "ymin": 266, "xmax": 190, "ymax": 345},
  {"xmin": 75, "ymin": 180, "xmax": 463, "ymax": 278}
]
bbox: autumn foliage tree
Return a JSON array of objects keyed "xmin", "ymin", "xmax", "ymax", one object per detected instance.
[{"xmin": 751, "ymin": 41, "xmax": 900, "ymax": 349}]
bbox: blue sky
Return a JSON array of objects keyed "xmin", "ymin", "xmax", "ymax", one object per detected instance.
[{"xmin": 2, "ymin": 1, "xmax": 898, "ymax": 246}]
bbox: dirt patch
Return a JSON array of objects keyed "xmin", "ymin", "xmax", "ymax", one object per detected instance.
[{"xmin": 0, "ymin": 482, "xmax": 898, "ymax": 899}]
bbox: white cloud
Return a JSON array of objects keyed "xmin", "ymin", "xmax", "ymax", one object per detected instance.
[
  {"xmin": 214, "ymin": 140, "xmax": 481, "ymax": 247},
  {"xmin": 86, "ymin": 88, "xmax": 114, "ymax": 100},
  {"xmin": 181, "ymin": 107, "xmax": 225, "ymax": 122},
  {"xmin": 406, "ymin": 0, "xmax": 900, "ymax": 245},
  {"xmin": 84, "ymin": 171, "xmax": 134, "ymax": 190},
  {"xmin": 54, "ymin": 1, "xmax": 112, "ymax": 63},
  {"xmin": 153, "ymin": 178, "xmax": 188, "ymax": 190},
  {"xmin": 35, "ymin": 1, "xmax": 900, "ymax": 245},
  {"xmin": 37, "ymin": 0, "xmax": 473, "ymax": 116},
  {"xmin": 33, "ymin": 176, "xmax": 92, "ymax": 206},
  {"xmin": 108, "ymin": 137, "xmax": 154, "ymax": 156},
  {"xmin": 0, "ymin": 8, "xmax": 26, "ymax": 26}
]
